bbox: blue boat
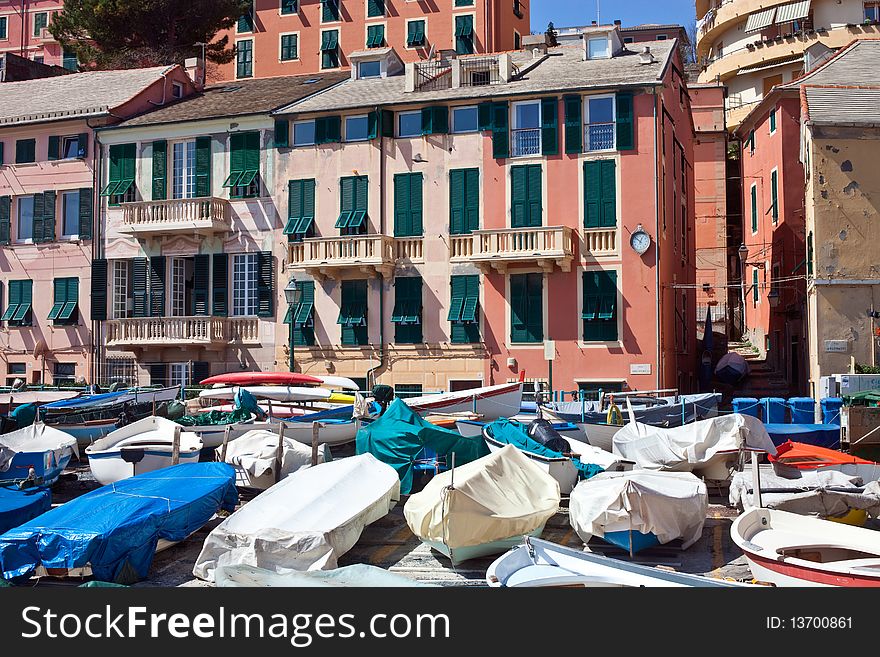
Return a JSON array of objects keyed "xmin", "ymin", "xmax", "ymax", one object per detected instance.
[
  {"xmin": 0, "ymin": 462, "xmax": 238, "ymax": 584},
  {"xmin": 0, "ymin": 487, "xmax": 51, "ymax": 535},
  {"xmin": 0, "ymin": 423, "xmax": 79, "ymax": 487}
]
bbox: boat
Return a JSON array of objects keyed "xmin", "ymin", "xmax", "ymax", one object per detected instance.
[
  {"xmin": 486, "ymin": 536, "xmax": 748, "ymax": 587},
  {"xmin": 569, "ymin": 470, "xmax": 708, "ymax": 554},
  {"xmin": 198, "ymin": 386, "xmax": 333, "ymax": 403},
  {"xmin": 218, "ymin": 429, "xmax": 331, "ymax": 489},
  {"xmin": 0, "ymin": 423, "xmax": 79, "ymax": 487},
  {"xmin": 403, "ymin": 444, "xmax": 561, "ymax": 565},
  {"xmin": 731, "ymin": 506, "xmax": 880, "ymax": 586},
  {"xmin": 403, "ymin": 381, "xmax": 523, "ymax": 421},
  {"xmin": 215, "ymin": 563, "xmax": 433, "ymax": 587},
  {"xmin": 456, "ymin": 418, "xmax": 584, "ymax": 442},
  {"xmin": 281, "ymin": 405, "xmax": 362, "ymax": 447},
  {"xmin": 0, "ymin": 462, "xmax": 237, "ymax": 584},
  {"xmin": 715, "ymin": 352, "xmax": 750, "ymax": 385},
  {"xmin": 199, "ymin": 372, "xmax": 324, "ymax": 387},
  {"xmin": 0, "ymin": 487, "xmax": 51, "ymax": 535},
  {"xmin": 193, "ymin": 453, "xmax": 400, "ymax": 581},
  {"xmin": 316, "ymin": 376, "xmax": 360, "ymax": 391},
  {"xmin": 770, "ymin": 441, "xmax": 880, "ymax": 483},
  {"xmin": 611, "ymin": 413, "xmax": 777, "ymax": 481},
  {"xmin": 176, "ymin": 408, "xmax": 281, "ymax": 449},
  {"xmin": 85, "ymin": 416, "xmax": 203, "ymax": 485}
]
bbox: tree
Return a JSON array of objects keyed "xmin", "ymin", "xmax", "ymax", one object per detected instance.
[
  {"xmin": 545, "ymin": 22, "xmax": 559, "ymax": 47},
  {"xmin": 49, "ymin": 0, "xmax": 253, "ymax": 70},
  {"xmin": 684, "ymin": 19, "xmax": 698, "ymax": 65}
]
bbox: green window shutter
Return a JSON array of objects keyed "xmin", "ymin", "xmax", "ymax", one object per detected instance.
[
  {"xmin": 478, "ymin": 102, "xmax": 493, "ymax": 131},
  {"xmin": 449, "ymin": 169, "xmax": 465, "ymax": 235},
  {"xmin": 131, "ymin": 258, "xmax": 149, "ymax": 318},
  {"xmin": 510, "ymin": 273, "xmax": 543, "ymax": 343},
  {"xmin": 0, "ymin": 196, "xmax": 10, "ymax": 245},
  {"xmin": 0, "ymin": 142, "xmax": 4, "ymax": 165},
  {"xmin": 599, "ymin": 160, "xmax": 616, "ymax": 228},
  {"xmin": 285, "ymin": 179, "xmax": 315, "ymax": 238},
  {"xmin": 582, "ymin": 271, "xmax": 618, "ymax": 341},
  {"xmin": 367, "ymin": 0, "xmax": 384, "ymax": 17},
  {"xmin": 541, "ymin": 97, "xmax": 558, "ymax": 156},
  {"xmin": 281, "ymin": 34, "xmax": 298, "ymax": 60},
  {"xmin": 275, "ymin": 119, "xmax": 290, "ymax": 149},
  {"xmin": 316, "ymin": 116, "xmax": 341, "ymax": 144},
  {"xmin": 257, "ymin": 251, "xmax": 274, "ymax": 317},
  {"xmin": 564, "ymin": 95, "xmax": 582, "ymax": 154},
  {"xmin": 769, "ymin": 109, "xmax": 776, "ymax": 133},
  {"xmin": 237, "ymin": 11, "xmax": 253, "ymax": 33},
  {"xmin": 367, "ymin": 24, "xmax": 384, "ymax": 48},
  {"xmin": 193, "ymin": 254, "xmax": 210, "ymax": 315},
  {"xmin": 450, "ymin": 275, "xmax": 480, "ymax": 343},
  {"xmin": 32, "ymin": 193, "xmax": 44, "ymax": 243},
  {"xmin": 616, "ymin": 93, "xmax": 634, "ymax": 151},
  {"xmin": 455, "ymin": 15, "xmax": 474, "ymax": 54},
  {"xmin": 48, "ymin": 135, "xmax": 60, "ymax": 161},
  {"xmin": 341, "ymin": 280, "xmax": 368, "ymax": 346},
  {"xmin": 41, "ymin": 190, "xmax": 56, "ymax": 242},
  {"xmin": 753, "ymin": 269, "xmax": 759, "ymax": 304},
  {"xmin": 152, "ymin": 140, "xmax": 167, "ymax": 201},
  {"xmin": 91, "ymin": 258, "xmax": 108, "ymax": 321},
  {"xmin": 16, "ymin": 280, "xmax": 32, "ymax": 324},
  {"xmin": 245, "ymin": 132, "xmax": 260, "ymax": 183},
  {"xmin": 492, "ymin": 102, "xmax": 509, "ymax": 159},
  {"xmin": 281, "ymin": 0, "xmax": 298, "ymax": 15},
  {"xmin": 285, "ymin": 179, "xmax": 304, "ymax": 235},
  {"xmin": 337, "ymin": 176, "xmax": 354, "ymax": 229},
  {"xmin": 527, "ymin": 165, "xmax": 542, "ymax": 227},
  {"xmin": 771, "ymin": 170, "xmax": 778, "ymax": 223},
  {"xmin": 464, "ymin": 168, "xmax": 479, "ymax": 233},
  {"xmin": 212, "ymin": 253, "xmax": 228, "ymax": 316},
  {"xmin": 322, "ymin": 0, "xmax": 339, "ymax": 22},
  {"xmin": 79, "ymin": 187, "xmax": 95, "ymax": 240},
  {"xmin": 16, "ymin": 139, "xmax": 35, "ymax": 164},
  {"xmin": 2, "ymin": 280, "xmax": 20, "ymax": 322},
  {"xmin": 421, "ymin": 106, "xmax": 449, "ymax": 136},
  {"xmin": 583, "ymin": 161, "xmax": 600, "ymax": 229},
  {"xmin": 367, "ymin": 111, "xmax": 379, "ymax": 140},
  {"xmin": 381, "ymin": 110, "xmax": 394, "ymax": 138},
  {"xmin": 293, "ymin": 280, "xmax": 315, "ymax": 346},
  {"xmin": 511, "ymin": 166, "xmax": 527, "ymax": 228},
  {"xmin": 195, "ymin": 137, "xmax": 212, "ymax": 198},
  {"xmin": 751, "ymin": 185, "xmax": 758, "ymax": 232},
  {"xmin": 407, "ymin": 20, "xmax": 425, "ymax": 47},
  {"xmin": 49, "ymin": 279, "xmax": 66, "ymax": 321},
  {"xmin": 149, "ymin": 256, "xmax": 165, "ymax": 317},
  {"xmin": 394, "ymin": 173, "xmax": 422, "ymax": 237},
  {"xmin": 393, "ymin": 276, "xmax": 422, "ymax": 344},
  {"xmin": 76, "ymin": 133, "xmax": 89, "ymax": 159}
]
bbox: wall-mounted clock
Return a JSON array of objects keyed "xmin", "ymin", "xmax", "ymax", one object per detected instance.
[{"xmin": 630, "ymin": 224, "xmax": 651, "ymax": 255}]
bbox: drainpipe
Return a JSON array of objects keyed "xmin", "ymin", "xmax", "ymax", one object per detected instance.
[
  {"xmin": 87, "ymin": 119, "xmax": 102, "ymax": 386},
  {"xmin": 653, "ymin": 91, "xmax": 661, "ymax": 391},
  {"xmin": 366, "ymin": 106, "xmax": 385, "ymax": 389}
]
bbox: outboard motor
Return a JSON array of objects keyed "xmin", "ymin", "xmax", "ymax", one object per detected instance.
[{"xmin": 527, "ymin": 418, "xmax": 571, "ymax": 454}]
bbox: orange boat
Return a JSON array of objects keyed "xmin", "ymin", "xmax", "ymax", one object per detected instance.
[{"xmin": 770, "ymin": 440, "xmax": 880, "ymax": 482}]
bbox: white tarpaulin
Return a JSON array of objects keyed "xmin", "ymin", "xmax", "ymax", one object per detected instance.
[
  {"xmin": 0, "ymin": 423, "xmax": 78, "ymax": 472},
  {"xmin": 612, "ymin": 413, "xmax": 777, "ymax": 473},
  {"xmin": 218, "ymin": 429, "xmax": 330, "ymax": 489},
  {"xmin": 193, "ymin": 453, "xmax": 400, "ymax": 581},
  {"xmin": 569, "ymin": 470, "xmax": 708, "ymax": 549},
  {"xmin": 403, "ymin": 444, "xmax": 560, "ymax": 551}
]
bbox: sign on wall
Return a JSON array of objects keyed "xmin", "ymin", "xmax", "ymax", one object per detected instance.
[
  {"xmin": 824, "ymin": 340, "xmax": 849, "ymax": 353},
  {"xmin": 630, "ymin": 364, "xmax": 652, "ymax": 375}
]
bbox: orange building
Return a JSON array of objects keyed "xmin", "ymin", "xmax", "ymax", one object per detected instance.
[
  {"xmin": 212, "ymin": 0, "xmax": 530, "ymax": 82},
  {"xmin": 0, "ymin": 0, "xmax": 74, "ymax": 70}
]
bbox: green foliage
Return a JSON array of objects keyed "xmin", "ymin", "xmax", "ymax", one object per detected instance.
[
  {"xmin": 856, "ymin": 363, "xmax": 880, "ymax": 375},
  {"xmin": 49, "ymin": 0, "xmax": 253, "ymax": 69}
]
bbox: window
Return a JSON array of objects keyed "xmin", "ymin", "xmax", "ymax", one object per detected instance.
[
  {"xmin": 345, "ymin": 115, "xmax": 370, "ymax": 142},
  {"xmin": 8, "ymin": 363, "xmax": 25, "ymax": 376},
  {"xmin": 233, "ymin": 253, "xmax": 259, "ymax": 316},
  {"xmin": 587, "ymin": 37, "xmax": 609, "ymax": 59},
  {"xmin": 62, "ymin": 48, "xmax": 77, "ymax": 71},
  {"xmin": 584, "ymin": 95, "xmax": 615, "ymax": 151},
  {"xmin": 224, "ymin": 131, "xmax": 260, "ymax": 198},
  {"xmin": 169, "ymin": 258, "xmax": 190, "ymax": 317},
  {"xmin": 752, "ymin": 268, "xmax": 759, "ymax": 306},
  {"xmin": 514, "ymin": 31, "xmax": 521, "ymax": 50},
  {"xmin": 48, "ymin": 277, "xmax": 79, "ymax": 325},
  {"xmin": 769, "ymin": 108, "xmax": 777, "ymax": 134},
  {"xmin": 281, "ymin": 0, "xmax": 298, "ymax": 15},
  {"xmin": 33, "ymin": 55, "xmax": 44, "ymax": 65},
  {"xmin": 511, "ymin": 100, "xmax": 541, "ymax": 156},
  {"xmin": 281, "ymin": 34, "xmax": 298, "ymax": 60},
  {"xmin": 2, "ymin": 280, "xmax": 33, "ymax": 326},
  {"xmin": 583, "ymin": 160, "xmax": 617, "ymax": 228},
  {"xmin": 171, "ymin": 140, "xmax": 197, "ymax": 200},
  {"xmin": 339, "ymin": 280, "xmax": 368, "ymax": 346},
  {"xmin": 623, "ymin": 36, "xmax": 634, "ymax": 44},
  {"xmin": 60, "ymin": 136, "xmax": 80, "ymax": 160},
  {"xmin": 101, "ymin": 358, "xmax": 136, "ymax": 388},
  {"xmin": 17, "ymin": 196, "xmax": 34, "ymax": 242},
  {"xmin": 322, "ymin": 0, "xmax": 340, "ymax": 22},
  {"xmin": 321, "ymin": 29, "xmax": 339, "ymax": 68},
  {"xmin": 284, "ymin": 178, "xmax": 316, "ymax": 242},
  {"xmin": 449, "ymin": 168, "xmax": 479, "ymax": 234},
  {"xmin": 171, "ymin": 81, "xmax": 183, "ymax": 98},
  {"xmin": 454, "ymin": 0, "xmax": 474, "ymax": 5},
  {"xmin": 510, "ymin": 164, "xmax": 542, "ymax": 227},
  {"xmin": 656, "ymin": 34, "xmax": 668, "ymax": 40},
  {"xmin": 113, "ymin": 260, "xmax": 129, "ymax": 319},
  {"xmin": 15, "ymin": 139, "xmax": 36, "ymax": 164},
  {"xmin": 513, "ymin": 0, "xmax": 524, "ymax": 17},
  {"xmin": 337, "ymin": 176, "xmax": 368, "ymax": 235},
  {"xmin": 366, "ymin": 24, "xmax": 385, "ymax": 48},
  {"xmin": 367, "ymin": 0, "xmax": 385, "ymax": 17},
  {"xmin": 510, "ymin": 273, "xmax": 543, "ymax": 343},
  {"xmin": 448, "ymin": 275, "xmax": 480, "ymax": 343},
  {"xmin": 393, "ymin": 173, "xmax": 423, "ymax": 237},
  {"xmin": 749, "ymin": 129, "xmax": 755, "ymax": 155},
  {"xmin": 770, "ymin": 169, "xmax": 778, "ymax": 224},
  {"xmin": 394, "ymin": 384, "xmax": 423, "ymax": 399},
  {"xmin": 407, "ymin": 20, "xmax": 426, "ymax": 47},
  {"xmin": 237, "ymin": 6, "xmax": 254, "ymax": 33},
  {"xmin": 750, "ymin": 183, "xmax": 758, "ymax": 233},
  {"xmin": 62, "ymin": 191, "xmax": 80, "ymax": 237},
  {"xmin": 576, "ymin": 381, "xmax": 624, "ymax": 400},
  {"xmin": 101, "ymin": 143, "xmax": 136, "ymax": 206},
  {"xmin": 454, "ymin": 15, "xmax": 474, "ymax": 54},
  {"xmin": 54, "ymin": 363, "xmax": 76, "ymax": 385},
  {"xmin": 392, "ymin": 276, "xmax": 422, "ymax": 344},
  {"xmin": 284, "ymin": 279, "xmax": 315, "ymax": 346},
  {"xmin": 33, "ymin": 12, "xmax": 48, "ymax": 36},
  {"xmin": 866, "ymin": 2, "xmax": 880, "ymax": 21},
  {"xmin": 397, "ymin": 111, "xmax": 421, "ymax": 137},
  {"xmin": 0, "ymin": 17, "xmax": 7, "ymax": 40},
  {"xmin": 582, "ymin": 270, "xmax": 618, "ymax": 341},
  {"xmin": 293, "ymin": 120, "xmax": 316, "ymax": 146},
  {"xmin": 452, "ymin": 106, "xmax": 479, "ymax": 133},
  {"xmin": 236, "ymin": 39, "xmax": 253, "ymax": 79},
  {"xmin": 358, "ymin": 60, "xmax": 381, "ymax": 78}
]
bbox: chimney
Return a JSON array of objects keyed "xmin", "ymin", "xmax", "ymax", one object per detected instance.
[
  {"xmin": 614, "ymin": 20, "xmax": 621, "ymax": 27},
  {"xmin": 184, "ymin": 56, "xmax": 205, "ymax": 90},
  {"xmin": 591, "ymin": 20, "xmax": 597, "ymax": 26},
  {"xmin": 638, "ymin": 46, "xmax": 657, "ymax": 65}
]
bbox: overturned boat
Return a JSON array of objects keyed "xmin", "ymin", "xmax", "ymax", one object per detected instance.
[{"xmin": 0, "ymin": 423, "xmax": 78, "ymax": 487}]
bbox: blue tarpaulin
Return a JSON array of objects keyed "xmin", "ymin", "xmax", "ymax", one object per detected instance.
[
  {"xmin": 0, "ymin": 487, "xmax": 51, "ymax": 535},
  {"xmin": 0, "ymin": 463, "xmax": 237, "ymax": 584},
  {"xmin": 39, "ymin": 390, "xmax": 128, "ymax": 410},
  {"xmin": 485, "ymin": 418, "xmax": 605, "ymax": 480},
  {"xmin": 764, "ymin": 423, "xmax": 841, "ymax": 450}
]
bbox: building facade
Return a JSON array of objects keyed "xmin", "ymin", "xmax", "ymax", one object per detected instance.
[
  {"xmin": 271, "ymin": 29, "xmax": 697, "ymax": 397},
  {"xmin": 212, "ymin": 0, "xmax": 530, "ymax": 83},
  {"xmin": 0, "ymin": 0, "xmax": 75, "ymax": 70}
]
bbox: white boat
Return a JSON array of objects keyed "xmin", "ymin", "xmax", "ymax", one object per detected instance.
[
  {"xmin": 217, "ymin": 429, "xmax": 331, "ymax": 490},
  {"xmin": 731, "ymin": 507, "xmax": 880, "ymax": 586},
  {"xmin": 481, "ymin": 426, "xmax": 580, "ymax": 495},
  {"xmin": 85, "ymin": 416, "xmax": 203, "ymax": 485},
  {"xmin": 198, "ymin": 386, "xmax": 333, "ymax": 402},
  {"xmin": 0, "ymin": 423, "xmax": 79, "ymax": 487},
  {"xmin": 486, "ymin": 537, "xmax": 748, "ymax": 587},
  {"xmin": 403, "ymin": 445, "xmax": 561, "ymax": 564},
  {"xmin": 316, "ymin": 376, "xmax": 360, "ymax": 391},
  {"xmin": 185, "ymin": 418, "xmax": 281, "ymax": 449},
  {"xmin": 403, "ymin": 382, "xmax": 523, "ymax": 421},
  {"xmin": 192, "ymin": 453, "xmax": 400, "ymax": 581},
  {"xmin": 281, "ymin": 417, "xmax": 360, "ymax": 447},
  {"xmin": 456, "ymin": 418, "xmax": 584, "ymax": 442}
]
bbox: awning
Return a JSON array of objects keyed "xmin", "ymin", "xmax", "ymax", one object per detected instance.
[
  {"xmin": 337, "ymin": 304, "xmax": 366, "ymax": 326},
  {"xmin": 776, "ymin": 0, "xmax": 811, "ymax": 23},
  {"xmin": 744, "ymin": 7, "xmax": 777, "ymax": 33},
  {"xmin": 738, "ymin": 54, "xmax": 803, "ymax": 75},
  {"xmin": 283, "ymin": 215, "xmax": 314, "ymax": 235}
]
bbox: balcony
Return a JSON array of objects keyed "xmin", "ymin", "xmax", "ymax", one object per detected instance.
[
  {"xmin": 288, "ymin": 234, "xmax": 396, "ymax": 280},
  {"xmin": 395, "ymin": 237, "xmax": 424, "ymax": 263},
  {"xmin": 511, "ymin": 128, "xmax": 541, "ymax": 157},
  {"xmin": 449, "ymin": 226, "xmax": 574, "ymax": 273},
  {"xmin": 106, "ymin": 316, "xmax": 260, "ymax": 349},
  {"xmin": 119, "ymin": 197, "xmax": 231, "ymax": 238},
  {"xmin": 583, "ymin": 228, "xmax": 617, "ymax": 257}
]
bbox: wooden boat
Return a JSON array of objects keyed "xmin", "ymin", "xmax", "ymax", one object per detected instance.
[
  {"xmin": 193, "ymin": 453, "xmax": 400, "ymax": 580},
  {"xmin": 199, "ymin": 372, "xmax": 324, "ymax": 386},
  {"xmin": 0, "ymin": 423, "xmax": 78, "ymax": 487},
  {"xmin": 769, "ymin": 441, "xmax": 880, "ymax": 483},
  {"xmin": 198, "ymin": 386, "xmax": 332, "ymax": 403},
  {"xmin": 403, "ymin": 445, "xmax": 561, "ymax": 564},
  {"xmin": 403, "ymin": 381, "xmax": 523, "ymax": 421},
  {"xmin": 486, "ymin": 537, "xmax": 748, "ymax": 587},
  {"xmin": 0, "ymin": 463, "xmax": 237, "ymax": 584},
  {"xmin": 85, "ymin": 416, "xmax": 202, "ymax": 485},
  {"xmin": 731, "ymin": 507, "xmax": 880, "ymax": 587}
]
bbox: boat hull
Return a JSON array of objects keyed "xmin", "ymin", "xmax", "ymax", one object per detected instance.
[
  {"xmin": 280, "ymin": 418, "xmax": 360, "ymax": 447},
  {"xmin": 87, "ymin": 448, "xmax": 202, "ymax": 486},
  {"xmin": 0, "ymin": 449, "xmax": 74, "ymax": 487},
  {"xmin": 423, "ymin": 526, "xmax": 546, "ymax": 565},
  {"xmin": 483, "ymin": 435, "xmax": 579, "ymax": 495},
  {"xmin": 189, "ymin": 421, "xmax": 280, "ymax": 449},
  {"xmin": 405, "ymin": 383, "xmax": 523, "ymax": 421}
]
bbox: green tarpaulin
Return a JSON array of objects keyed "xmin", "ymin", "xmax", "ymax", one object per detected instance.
[
  {"xmin": 845, "ymin": 389, "xmax": 880, "ymax": 405},
  {"xmin": 176, "ymin": 408, "xmax": 252, "ymax": 427},
  {"xmin": 355, "ymin": 398, "xmax": 489, "ymax": 494}
]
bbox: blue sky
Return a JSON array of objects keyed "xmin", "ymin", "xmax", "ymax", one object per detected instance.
[{"xmin": 530, "ymin": 0, "xmax": 697, "ymax": 33}]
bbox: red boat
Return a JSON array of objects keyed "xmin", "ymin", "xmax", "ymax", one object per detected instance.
[
  {"xmin": 199, "ymin": 372, "xmax": 324, "ymax": 387},
  {"xmin": 769, "ymin": 440, "xmax": 880, "ymax": 482}
]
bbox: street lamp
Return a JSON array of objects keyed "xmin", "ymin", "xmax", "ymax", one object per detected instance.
[
  {"xmin": 738, "ymin": 243, "xmax": 749, "ymax": 338},
  {"xmin": 284, "ymin": 279, "xmax": 303, "ymax": 373}
]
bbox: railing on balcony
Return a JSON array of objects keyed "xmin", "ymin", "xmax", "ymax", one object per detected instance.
[
  {"xmin": 449, "ymin": 235, "xmax": 474, "ymax": 259},
  {"xmin": 511, "ymin": 128, "xmax": 541, "ymax": 157},
  {"xmin": 120, "ymin": 197, "xmax": 231, "ymax": 237},
  {"xmin": 288, "ymin": 234, "xmax": 396, "ymax": 279},
  {"xmin": 227, "ymin": 317, "xmax": 261, "ymax": 343},
  {"xmin": 450, "ymin": 226, "xmax": 574, "ymax": 273},
  {"xmin": 414, "ymin": 60, "xmax": 452, "ymax": 92},
  {"xmin": 585, "ymin": 123, "xmax": 615, "ymax": 152},
  {"xmin": 105, "ymin": 316, "xmax": 261, "ymax": 348},
  {"xmin": 584, "ymin": 228, "xmax": 617, "ymax": 256},
  {"xmin": 395, "ymin": 237, "xmax": 424, "ymax": 262},
  {"xmin": 460, "ymin": 57, "xmax": 502, "ymax": 87}
]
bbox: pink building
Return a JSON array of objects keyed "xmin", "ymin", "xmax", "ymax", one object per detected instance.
[
  {"xmin": 0, "ymin": 65, "xmax": 197, "ymax": 386},
  {"xmin": 273, "ymin": 28, "xmax": 697, "ymax": 397},
  {"xmin": 0, "ymin": 0, "xmax": 73, "ymax": 69}
]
